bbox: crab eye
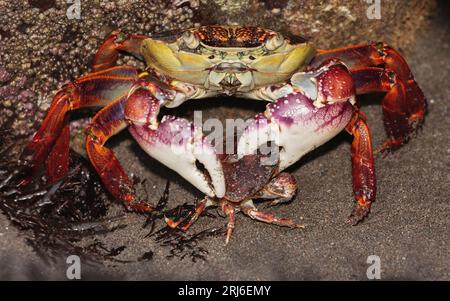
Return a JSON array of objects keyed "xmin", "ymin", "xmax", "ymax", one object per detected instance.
[
  {"xmin": 265, "ymin": 33, "xmax": 284, "ymax": 51},
  {"xmin": 181, "ymin": 31, "xmax": 200, "ymax": 49},
  {"xmin": 208, "ymin": 55, "xmax": 215, "ymax": 59},
  {"xmin": 248, "ymin": 55, "xmax": 256, "ymax": 60}
]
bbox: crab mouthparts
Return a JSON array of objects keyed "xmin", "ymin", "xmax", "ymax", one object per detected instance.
[
  {"xmin": 219, "ymin": 74, "xmax": 242, "ymax": 89},
  {"xmin": 212, "ymin": 62, "xmax": 253, "ymax": 73},
  {"xmin": 207, "ymin": 62, "xmax": 256, "ymax": 93}
]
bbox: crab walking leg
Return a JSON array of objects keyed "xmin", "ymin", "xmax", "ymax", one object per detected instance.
[
  {"xmin": 180, "ymin": 199, "xmax": 208, "ymax": 231},
  {"xmin": 165, "ymin": 197, "xmax": 214, "ymax": 231},
  {"xmin": 311, "ymin": 43, "xmax": 427, "ymax": 152},
  {"xmin": 44, "ymin": 114, "xmax": 70, "ymax": 184},
  {"xmin": 345, "ymin": 110, "xmax": 376, "ymax": 224},
  {"xmin": 85, "ymin": 98, "xmax": 153, "ymax": 212},
  {"xmin": 92, "ymin": 31, "xmax": 148, "ymax": 71},
  {"xmin": 352, "ymin": 67, "xmax": 426, "ymax": 152},
  {"xmin": 220, "ymin": 201, "xmax": 236, "ymax": 245},
  {"xmin": 20, "ymin": 66, "xmax": 139, "ymax": 185},
  {"xmin": 240, "ymin": 200, "xmax": 305, "ymax": 228}
]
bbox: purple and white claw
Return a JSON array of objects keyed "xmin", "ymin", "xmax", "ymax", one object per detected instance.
[
  {"xmin": 129, "ymin": 116, "xmax": 225, "ymax": 198},
  {"xmin": 238, "ymin": 61, "xmax": 356, "ymax": 171},
  {"xmin": 237, "ymin": 92, "xmax": 354, "ymax": 171}
]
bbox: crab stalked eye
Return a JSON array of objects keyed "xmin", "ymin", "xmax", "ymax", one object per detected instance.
[
  {"xmin": 265, "ymin": 33, "xmax": 284, "ymax": 51},
  {"xmin": 181, "ymin": 31, "xmax": 200, "ymax": 49}
]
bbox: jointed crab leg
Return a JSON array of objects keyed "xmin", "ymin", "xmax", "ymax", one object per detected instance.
[
  {"xmin": 220, "ymin": 201, "xmax": 236, "ymax": 245},
  {"xmin": 352, "ymin": 66, "xmax": 426, "ymax": 152},
  {"xmin": 85, "ymin": 97, "xmax": 153, "ymax": 213},
  {"xmin": 165, "ymin": 197, "xmax": 212, "ymax": 231},
  {"xmin": 22, "ymin": 89, "xmax": 71, "ymax": 185},
  {"xmin": 346, "ymin": 109, "xmax": 376, "ymax": 224},
  {"xmin": 20, "ymin": 66, "xmax": 138, "ymax": 185},
  {"xmin": 92, "ymin": 31, "xmax": 147, "ymax": 71},
  {"xmin": 350, "ymin": 67, "xmax": 392, "ymax": 95},
  {"xmin": 311, "ymin": 43, "xmax": 426, "ymax": 152},
  {"xmin": 240, "ymin": 200, "xmax": 305, "ymax": 229},
  {"xmin": 311, "ymin": 43, "xmax": 407, "ymax": 73}
]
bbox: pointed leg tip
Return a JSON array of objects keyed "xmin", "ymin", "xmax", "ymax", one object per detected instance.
[
  {"xmin": 224, "ymin": 228, "xmax": 234, "ymax": 245},
  {"xmin": 346, "ymin": 206, "xmax": 370, "ymax": 225},
  {"xmin": 17, "ymin": 178, "xmax": 31, "ymax": 187},
  {"xmin": 294, "ymin": 223, "xmax": 306, "ymax": 229},
  {"xmin": 164, "ymin": 216, "xmax": 181, "ymax": 229},
  {"xmin": 134, "ymin": 202, "xmax": 155, "ymax": 213},
  {"xmin": 376, "ymin": 139, "xmax": 404, "ymax": 156},
  {"xmin": 180, "ymin": 224, "xmax": 190, "ymax": 232}
]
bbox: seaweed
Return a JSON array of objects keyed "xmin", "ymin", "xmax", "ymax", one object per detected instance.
[
  {"xmin": 149, "ymin": 225, "xmax": 225, "ymax": 262},
  {"xmin": 0, "ymin": 132, "xmax": 123, "ymax": 263},
  {"xmin": 141, "ymin": 185, "xmax": 225, "ymax": 262},
  {"xmin": 0, "ymin": 131, "xmax": 225, "ymax": 265}
]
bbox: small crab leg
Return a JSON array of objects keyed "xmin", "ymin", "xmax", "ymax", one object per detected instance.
[
  {"xmin": 165, "ymin": 197, "xmax": 214, "ymax": 231},
  {"xmin": 92, "ymin": 31, "xmax": 148, "ymax": 71},
  {"xmin": 85, "ymin": 97, "xmax": 153, "ymax": 213},
  {"xmin": 240, "ymin": 200, "xmax": 304, "ymax": 228},
  {"xmin": 345, "ymin": 109, "xmax": 376, "ymax": 224},
  {"xmin": 180, "ymin": 199, "xmax": 208, "ymax": 231},
  {"xmin": 20, "ymin": 66, "xmax": 138, "ymax": 185},
  {"xmin": 220, "ymin": 201, "xmax": 236, "ymax": 245},
  {"xmin": 311, "ymin": 43, "xmax": 427, "ymax": 152}
]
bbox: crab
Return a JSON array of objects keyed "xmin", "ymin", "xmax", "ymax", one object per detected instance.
[{"xmin": 19, "ymin": 25, "xmax": 426, "ymax": 243}]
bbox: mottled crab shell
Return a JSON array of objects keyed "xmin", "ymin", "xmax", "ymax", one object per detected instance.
[
  {"xmin": 139, "ymin": 25, "xmax": 316, "ymax": 89},
  {"xmin": 192, "ymin": 25, "xmax": 282, "ymax": 48}
]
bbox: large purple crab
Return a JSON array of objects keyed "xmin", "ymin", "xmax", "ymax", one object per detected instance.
[{"xmin": 20, "ymin": 25, "xmax": 426, "ymax": 243}]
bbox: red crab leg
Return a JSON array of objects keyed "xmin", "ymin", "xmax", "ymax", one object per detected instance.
[
  {"xmin": 92, "ymin": 31, "xmax": 148, "ymax": 71},
  {"xmin": 85, "ymin": 98, "xmax": 153, "ymax": 213},
  {"xmin": 310, "ymin": 43, "xmax": 427, "ymax": 152},
  {"xmin": 164, "ymin": 197, "xmax": 211, "ymax": 231},
  {"xmin": 345, "ymin": 109, "xmax": 376, "ymax": 224},
  {"xmin": 20, "ymin": 66, "xmax": 138, "ymax": 185},
  {"xmin": 220, "ymin": 201, "xmax": 236, "ymax": 245},
  {"xmin": 45, "ymin": 114, "xmax": 70, "ymax": 184},
  {"xmin": 180, "ymin": 200, "xmax": 207, "ymax": 231},
  {"xmin": 351, "ymin": 66, "xmax": 426, "ymax": 152},
  {"xmin": 309, "ymin": 44, "xmax": 385, "ymax": 70},
  {"xmin": 240, "ymin": 200, "xmax": 305, "ymax": 229}
]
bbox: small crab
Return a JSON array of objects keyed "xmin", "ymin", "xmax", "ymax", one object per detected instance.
[{"xmin": 20, "ymin": 26, "xmax": 426, "ymax": 243}]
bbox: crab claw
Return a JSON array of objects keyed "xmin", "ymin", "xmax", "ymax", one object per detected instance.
[
  {"xmin": 129, "ymin": 116, "xmax": 225, "ymax": 198},
  {"xmin": 238, "ymin": 62, "xmax": 355, "ymax": 171}
]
